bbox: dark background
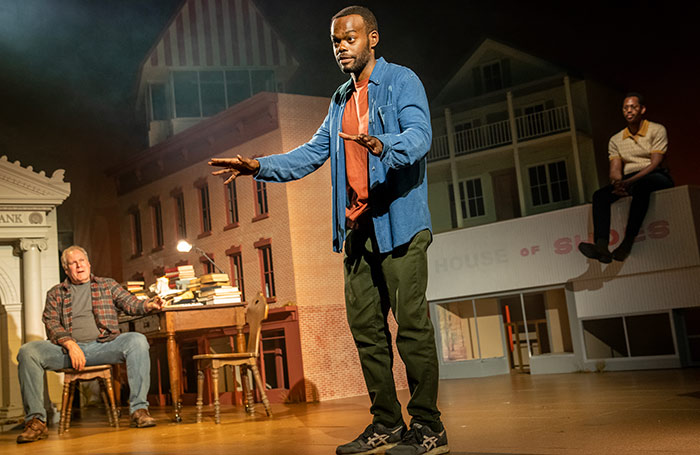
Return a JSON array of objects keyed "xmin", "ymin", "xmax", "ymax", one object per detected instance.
[{"xmin": 1, "ymin": 0, "xmax": 698, "ymax": 183}]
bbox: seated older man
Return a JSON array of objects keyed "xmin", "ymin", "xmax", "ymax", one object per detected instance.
[{"xmin": 16, "ymin": 245, "xmax": 163, "ymax": 443}]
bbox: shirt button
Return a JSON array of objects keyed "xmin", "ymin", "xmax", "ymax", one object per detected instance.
[{"xmin": 372, "ymin": 167, "xmax": 375, "ymax": 171}]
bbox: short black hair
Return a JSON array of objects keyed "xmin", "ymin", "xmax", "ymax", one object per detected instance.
[
  {"xmin": 624, "ymin": 92, "xmax": 645, "ymax": 106},
  {"xmin": 331, "ymin": 5, "xmax": 378, "ymax": 33}
]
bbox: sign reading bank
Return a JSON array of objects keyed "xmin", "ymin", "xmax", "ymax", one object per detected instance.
[
  {"xmin": 426, "ymin": 187, "xmax": 700, "ymax": 301},
  {"xmin": 0, "ymin": 212, "xmax": 45, "ymax": 226}
]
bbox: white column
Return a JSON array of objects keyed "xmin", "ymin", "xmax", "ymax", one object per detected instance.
[
  {"xmin": 564, "ymin": 75, "xmax": 586, "ymax": 204},
  {"xmin": 507, "ymin": 91, "xmax": 526, "ymax": 217},
  {"xmin": 445, "ymin": 108, "xmax": 463, "ymax": 228},
  {"xmin": 19, "ymin": 239, "xmax": 48, "ymax": 342}
]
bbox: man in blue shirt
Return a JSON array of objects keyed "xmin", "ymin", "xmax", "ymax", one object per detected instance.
[{"xmin": 210, "ymin": 6, "xmax": 448, "ymax": 455}]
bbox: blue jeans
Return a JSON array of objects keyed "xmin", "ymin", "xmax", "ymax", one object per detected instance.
[{"xmin": 17, "ymin": 332, "xmax": 151, "ymax": 422}]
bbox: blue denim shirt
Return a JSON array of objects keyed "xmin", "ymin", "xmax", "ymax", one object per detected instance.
[{"xmin": 256, "ymin": 57, "xmax": 432, "ymax": 253}]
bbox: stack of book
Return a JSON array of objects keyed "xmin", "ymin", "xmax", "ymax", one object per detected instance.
[
  {"xmin": 199, "ymin": 273, "xmax": 230, "ymax": 287},
  {"xmin": 197, "ymin": 273, "xmax": 242, "ymax": 304},
  {"xmin": 175, "ymin": 264, "xmax": 197, "ymax": 290},
  {"xmin": 164, "ymin": 267, "xmax": 179, "ymax": 289},
  {"xmin": 178, "ymin": 264, "xmax": 195, "ymax": 279},
  {"xmin": 199, "ymin": 285, "xmax": 242, "ymax": 304},
  {"xmin": 124, "ymin": 281, "xmax": 148, "ymax": 300}
]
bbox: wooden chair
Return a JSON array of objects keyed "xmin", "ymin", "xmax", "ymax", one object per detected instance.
[
  {"xmin": 194, "ymin": 292, "xmax": 272, "ymax": 423},
  {"xmin": 56, "ymin": 364, "xmax": 120, "ymax": 434}
]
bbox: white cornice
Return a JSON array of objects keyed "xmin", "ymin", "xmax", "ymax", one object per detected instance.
[
  {"xmin": 0, "ymin": 205, "xmax": 55, "ymax": 212},
  {"xmin": 0, "ymin": 156, "xmax": 71, "ymax": 206}
]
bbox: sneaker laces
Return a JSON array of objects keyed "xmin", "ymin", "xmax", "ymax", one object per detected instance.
[
  {"xmin": 360, "ymin": 423, "xmax": 378, "ymax": 438},
  {"xmin": 341, "ymin": 423, "xmax": 397, "ymax": 450}
]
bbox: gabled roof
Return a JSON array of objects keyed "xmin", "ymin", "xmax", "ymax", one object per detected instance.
[
  {"xmin": 0, "ymin": 155, "xmax": 71, "ymax": 206},
  {"xmin": 144, "ymin": 0, "xmax": 297, "ymax": 69},
  {"xmin": 433, "ymin": 38, "xmax": 564, "ymax": 107},
  {"xmin": 136, "ymin": 0, "xmax": 299, "ymax": 102}
]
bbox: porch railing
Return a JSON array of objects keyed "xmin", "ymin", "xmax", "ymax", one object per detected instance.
[{"xmin": 428, "ymin": 105, "xmax": 571, "ymax": 162}]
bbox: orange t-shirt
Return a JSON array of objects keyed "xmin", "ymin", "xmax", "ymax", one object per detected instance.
[{"xmin": 342, "ymin": 78, "xmax": 370, "ymax": 223}]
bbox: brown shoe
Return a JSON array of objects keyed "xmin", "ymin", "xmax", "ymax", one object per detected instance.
[
  {"xmin": 17, "ymin": 417, "xmax": 48, "ymax": 444},
  {"xmin": 130, "ymin": 408, "xmax": 156, "ymax": 428}
]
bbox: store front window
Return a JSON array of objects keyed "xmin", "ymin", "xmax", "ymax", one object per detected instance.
[
  {"xmin": 583, "ymin": 312, "xmax": 675, "ymax": 359},
  {"xmin": 435, "ymin": 287, "xmax": 573, "ymax": 372}
]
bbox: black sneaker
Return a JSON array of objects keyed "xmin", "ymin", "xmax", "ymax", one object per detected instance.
[
  {"xmin": 336, "ymin": 422, "xmax": 406, "ymax": 455},
  {"xmin": 578, "ymin": 241, "xmax": 612, "ymax": 264},
  {"xmin": 386, "ymin": 423, "xmax": 449, "ymax": 455}
]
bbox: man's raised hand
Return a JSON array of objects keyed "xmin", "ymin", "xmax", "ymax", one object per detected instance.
[
  {"xmin": 338, "ymin": 132, "xmax": 383, "ymax": 156},
  {"xmin": 208, "ymin": 155, "xmax": 260, "ymax": 184}
]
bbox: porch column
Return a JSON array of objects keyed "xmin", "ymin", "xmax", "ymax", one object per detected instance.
[
  {"xmin": 506, "ymin": 91, "xmax": 526, "ymax": 217},
  {"xmin": 19, "ymin": 238, "xmax": 48, "ymax": 342},
  {"xmin": 445, "ymin": 108, "xmax": 463, "ymax": 228},
  {"xmin": 564, "ymin": 75, "xmax": 585, "ymax": 203}
]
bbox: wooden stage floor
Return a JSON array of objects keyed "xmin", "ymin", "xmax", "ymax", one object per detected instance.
[{"xmin": 3, "ymin": 369, "xmax": 700, "ymax": 454}]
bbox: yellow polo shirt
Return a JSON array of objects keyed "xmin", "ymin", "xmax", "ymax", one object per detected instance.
[{"xmin": 608, "ymin": 119, "xmax": 667, "ymax": 174}]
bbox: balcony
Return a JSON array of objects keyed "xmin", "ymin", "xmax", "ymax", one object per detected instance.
[{"xmin": 428, "ymin": 105, "xmax": 571, "ymax": 162}]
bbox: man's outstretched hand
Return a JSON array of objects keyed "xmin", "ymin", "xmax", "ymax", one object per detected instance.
[
  {"xmin": 145, "ymin": 296, "xmax": 164, "ymax": 312},
  {"xmin": 338, "ymin": 132, "xmax": 383, "ymax": 156},
  {"xmin": 209, "ymin": 155, "xmax": 260, "ymax": 184}
]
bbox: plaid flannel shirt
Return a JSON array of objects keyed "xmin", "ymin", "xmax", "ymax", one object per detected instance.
[{"xmin": 43, "ymin": 275, "xmax": 148, "ymax": 346}]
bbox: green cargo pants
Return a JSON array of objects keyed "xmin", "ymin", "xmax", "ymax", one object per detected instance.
[{"xmin": 344, "ymin": 227, "xmax": 441, "ymax": 429}]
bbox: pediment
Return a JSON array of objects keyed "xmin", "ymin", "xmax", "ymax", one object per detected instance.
[{"xmin": 0, "ymin": 155, "xmax": 71, "ymax": 207}]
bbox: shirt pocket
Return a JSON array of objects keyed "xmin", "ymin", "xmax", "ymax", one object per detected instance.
[{"xmin": 378, "ymin": 104, "xmax": 399, "ymax": 134}]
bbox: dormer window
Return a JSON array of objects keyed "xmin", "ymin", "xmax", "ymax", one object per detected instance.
[{"xmin": 481, "ymin": 61, "xmax": 503, "ymax": 92}]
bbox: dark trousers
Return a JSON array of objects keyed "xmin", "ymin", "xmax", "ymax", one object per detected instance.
[
  {"xmin": 592, "ymin": 169, "xmax": 674, "ymax": 243},
  {"xmin": 343, "ymin": 228, "xmax": 441, "ymax": 428}
]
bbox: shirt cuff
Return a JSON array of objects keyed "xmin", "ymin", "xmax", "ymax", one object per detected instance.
[
  {"xmin": 56, "ymin": 335, "xmax": 74, "ymax": 346},
  {"xmin": 374, "ymin": 134, "xmax": 392, "ymax": 161}
]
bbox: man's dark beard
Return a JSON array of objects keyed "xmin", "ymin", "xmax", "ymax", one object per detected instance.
[{"xmin": 341, "ymin": 43, "xmax": 371, "ymax": 74}]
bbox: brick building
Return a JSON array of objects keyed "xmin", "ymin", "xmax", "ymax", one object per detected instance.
[{"xmin": 111, "ymin": 90, "xmax": 410, "ymax": 402}]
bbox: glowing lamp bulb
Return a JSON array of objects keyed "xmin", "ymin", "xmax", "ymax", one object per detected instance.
[{"xmin": 176, "ymin": 240, "xmax": 193, "ymax": 253}]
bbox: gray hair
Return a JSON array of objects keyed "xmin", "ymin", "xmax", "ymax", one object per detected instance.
[{"xmin": 61, "ymin": 245, "xmax": 90, "ymax": 269}]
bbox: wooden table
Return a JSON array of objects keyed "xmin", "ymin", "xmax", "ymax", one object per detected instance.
[{"xmin": 119, "ymin": 303, "xmax": 246, "ymax": 422}]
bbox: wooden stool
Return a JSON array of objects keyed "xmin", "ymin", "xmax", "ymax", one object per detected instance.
[{"xmin": 57, "ymin": 364, "xmax": 120, "ymax": 434}]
